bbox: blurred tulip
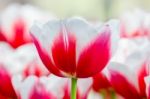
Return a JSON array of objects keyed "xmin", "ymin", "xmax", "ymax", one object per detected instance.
[
  {"xmin": 10, "ymin": 18, "xmax": 30, "ymax": 48},
  {"xmin": 0, "ymin": 3, "xmax": 56, "ymax": 48},
  {"xmin": 0, "ymin": 42, "xmax": 48, "ymax": 78},
  {"xmin": 107, "ymin": 62, "xmax": 143, "ymax": 99},
  {"xmin": 12, "ymin": 75, "xmax": 92, "ymax": 99},
  {"xmin": 23, "ymin": 60, "xmax": 49, "ymax": 78},
  {"xmin": 106, "ymin": 37, "xmax": 150, "ymax": 98},
  {"xmin": 120, "ymin": 9, "xmax": 150, "ymax": 38}
]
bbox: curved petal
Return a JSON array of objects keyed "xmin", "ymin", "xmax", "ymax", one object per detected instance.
[
  {"xmin": 107, "ymin": 62, "xmax": 141, "ymax": 99},
  {"xmin": 66, "ymin": 17, "xmax": 100, "ymax": 61},
  {"xmin": 31, "ymin": 35, "xmax": 64, "ymax": 77},
  {"xmin": 30, "ymin": 23, "xmax": 65, "ymax": 77},
  {"xmin": 76, "ymin": 26, "xmax": 110, "ymax": 78},
  {"xmin": 106, "ymin": 19, "xmax": 120, "ymax": 55}
]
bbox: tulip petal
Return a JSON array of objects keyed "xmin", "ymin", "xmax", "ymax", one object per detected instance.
[
  {"xmin": 30, "ymin": 24, "xmax": 64, "ymax": 77},
  {"xmin": 0, "ymin": 66, "xmax": 17, "ymax": 98},
  {"xmin": 92, "ymin": 72, "xmax": 111, "ymax": 92},
  {"xmin": 76, "ymin": 26, "xmax": 110, "ymax": 78},
  {"xmin": 52, "ymin": 31, "xmax": 76, "ymax": 75},
  {"xmin": 0, "ymin": 28, "xmax": 7, "ymax": 41},
  {"xmin": 67, "ymin": 17, "xmax": 100, "ymax": 60},
  {"xmin": 138, "ymin": 63, "xmax": 148, "ymax": 97},
  {"xmin": 107, "ymin": 62, "xmax": 141, "ymax": 99}
]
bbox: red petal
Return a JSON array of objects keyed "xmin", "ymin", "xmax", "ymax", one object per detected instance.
[
  {"xmin": 11, "ymin": 19, "xmax": 31, "ymax": 48},
  {"xmin": 0, "ymin": 66, "xmax": 17, "ymax": 98},
  {"xmin": 109, "ymin": 70, "xmax": 142, "ymax": 99},
  {"xmin": 76, "ymin": 27, "xmax": 110, "ymax": 78},
  {"xmin": 0, "ymin": 94, "xmax": 7, "ymax": 99},
  {"xmin": 138, "ymin": 63, "xmax": 148, "ymax": 97},
  {"xmin": 62, "ymin": 84, "xmax": 70, "ymax": 99},
  {"xmin": 52, "ymin": 32, "xmax": 76, "ymax": 75},
  {"xmin": 0, "ymin": 28, "xmax": 7, "ymax": 41},
  {"xmin": 92, "ymin": 73, "xmax": 111, "ymax": 92},
  {"xmin": 31, "ymin": 34, "xmax": 64, "ymax": 77}
]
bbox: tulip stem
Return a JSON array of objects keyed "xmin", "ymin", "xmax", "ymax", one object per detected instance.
[
  {"xmin": 110, "ymin": 89, "xmax": 116, "ymax": 99},
  {"xmin": 71, "ymin": 78, "xmax": 77, "ymax": 99}
]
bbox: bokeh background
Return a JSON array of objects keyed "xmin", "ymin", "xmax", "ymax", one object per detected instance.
[{"xmin": 0, "ymin": 0, "xmax": 150, "ymax": 21}]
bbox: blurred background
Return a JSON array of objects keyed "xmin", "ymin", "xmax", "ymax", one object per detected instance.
[{"xmin": 0, "ymin": 0, "xmax": 150, "ymax": 21}]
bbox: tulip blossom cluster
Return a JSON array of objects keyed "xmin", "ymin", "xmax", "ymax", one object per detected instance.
[{"xmin": 1, "ymin": 3, "xmax": 150, "ymax": 99}]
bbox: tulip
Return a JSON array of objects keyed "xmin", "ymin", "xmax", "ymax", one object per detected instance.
[
  {"xmin": 10, "ymin": 18, "xmax": 30, "ymax": 48},
  {"xmin": 0, "ymin": 17, "xmax": 30, "ymax": 48},
  {"xmin": 120, "ymin": 9, "xmax": 150, "ymax": 38},
  {"xmin": 0, "ymin": 3, "xmax": 55, "ymax": 48},
  {"xmin": 0, "ymin": 42, "xmax": 48, "ymax": 78},
  {"xmin": 106, "ymin": 37, "xmax": 150, "ymax": 98},
  {"xmin": 30, "ymin": 17, "xmax": 119, "ymax": 99}
]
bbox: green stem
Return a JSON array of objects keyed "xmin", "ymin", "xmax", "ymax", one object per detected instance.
[
  {"xmin": 110, "ymin": 89, "xmax": 116, "ymax": 99},
  {"xmin": 71, "ymin": 78, "xmax": 77, "ymax": 99},
  {"xmin": 100, "ymin": 89, "xmax": 107, "ymax": 99}
]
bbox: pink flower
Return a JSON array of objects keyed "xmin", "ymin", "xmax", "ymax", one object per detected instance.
[
  {"xmin": 0, "ymin": 17, "xmax": 31, "ymax": 48},
  {"xmin": 106, "ymin": 37, "xmax": 150, "ymax": 98},
  {"xmin": 0, "ymin": 4, "xmax": 55, "ymax": 48},
  {"xmin": 107, "ymin": 62, "xmax": 143, "ymax": 99},
  {"xmin": 120, "ymin": 10, "xmax": 150, "ymax": 38},
  {"xmin": 30, "ymin": 18, "xmax": 119, "ymax": 78},
  {"xmin": 9, "ymin": 18, "xmax": 30, "ymax": 48},
  {"xmin": 0, "ymin": 42, "xmax": 48, "ymax": 78}
]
